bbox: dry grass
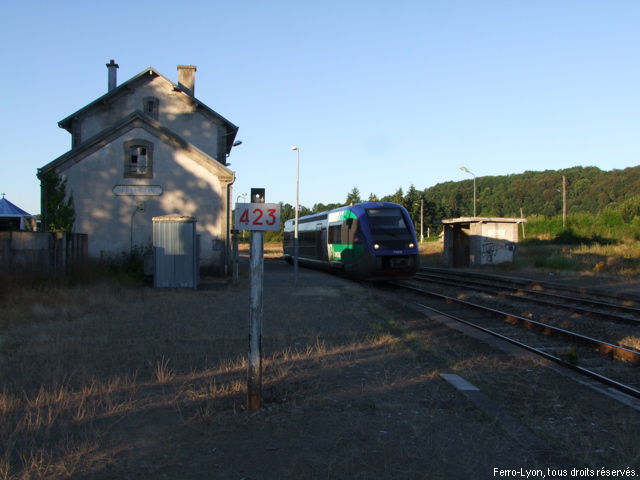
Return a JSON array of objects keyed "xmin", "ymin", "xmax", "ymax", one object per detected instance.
[
  {"xmin": 0, "ymin": 271, "xmax": 409, "ymax": 479},
  {"xmin": 0, "ymin": 373, "xmax": 138, "ymax": 479},
  {"xmin": 0, "ymin": 332, "xmax": 404, "ymax": 479},
  {"xmin": 2, "ymin": 245, "xmax": 639, "ymax": 478},
  {"xmin": 419, "ymin": 238, "xmax": 640, "ymax": 277},
  {"xmin": 419, "ymin": 240, "xmax": 447, "ymax": 267},
  {"xmin": 237, "ymin": 241, "xmax": 283, "ymax": 259},
  {"xmin": 619, "ymin": 336, "xmax": 640, "ymax": 350}
]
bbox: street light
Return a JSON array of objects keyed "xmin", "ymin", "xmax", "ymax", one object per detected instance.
[
  {"xmin": 460, "ymin": 166, "xmax": 477, "ymax": 217},
  {"xmin": 291, "ymin": 146, "xmax": 300, "ymax": 282}
]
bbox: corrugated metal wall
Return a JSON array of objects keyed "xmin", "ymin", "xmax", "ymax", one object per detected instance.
[{"xmin": 153, "ymin": 215, "xmax": 199, "ymax": 288}]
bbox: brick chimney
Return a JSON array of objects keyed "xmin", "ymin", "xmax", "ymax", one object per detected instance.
[
  {"xmin": 177, "ymin": 65, "xmax": 196, "ymax": 96},
  {"xmin": 106, "ymin": 59, "xmax": 119, "ymax": 92}
]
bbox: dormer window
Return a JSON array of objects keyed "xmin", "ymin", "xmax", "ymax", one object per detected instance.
[
  {"xmin": 124, "ymin": 139, "xmax": 153, "ymax": 178},
  {"xmin": 142, "ymin": 96, "xmax": 159, "ymax": 120}
]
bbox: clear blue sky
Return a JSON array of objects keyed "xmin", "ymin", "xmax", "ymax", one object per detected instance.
[{"xmin": 2, "ymin": 0, "xmax": 639, "ymax": 215}]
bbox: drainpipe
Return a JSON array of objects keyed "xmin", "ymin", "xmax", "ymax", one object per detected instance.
[
  {"xmin": 130, "ymin": 202, "xmax": 145, "ymax": 253},
  {"xmin": 225, "ymin": 173, "xmax": 236, "ymax": 276}
]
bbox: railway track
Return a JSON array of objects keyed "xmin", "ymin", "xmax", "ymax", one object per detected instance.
[{"xmin": 387, "ymin": 267, "xmax": 640, "ymax": 400}]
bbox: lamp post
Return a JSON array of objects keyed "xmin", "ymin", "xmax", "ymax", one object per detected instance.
[
  {"xmin": 460, "ymin": 166, "xmax": 476, "ymax": 217},
  {"xmin": 291, "ymin": 146, "xmax": 300, "ymax": 282}
]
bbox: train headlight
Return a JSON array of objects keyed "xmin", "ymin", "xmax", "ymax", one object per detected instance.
[
  {"xmin": 374, "ymin": 243, "xmax": 380, "ymax": 250},
  {"xmin": 409, "ymin": 243, "xmax": 415, "ymax": 249}
]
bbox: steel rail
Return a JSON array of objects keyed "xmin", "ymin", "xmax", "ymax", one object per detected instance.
[
  {"xmin": 414, "ymin": 272, "xmax": 640, "ymax": 326},
  {"xmin": 420, "ymin": 267, "xmax": 640, "ymax": 316},
  {"xmin": 412, "ymin": 300, "xmax": 640, "ymax": 401},
  {"xmin": 393, "ymin": 281, "xmax": 640, "ymax": 365}
]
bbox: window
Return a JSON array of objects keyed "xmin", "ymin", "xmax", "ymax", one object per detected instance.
[
  {"xmin": 123, "ymin": 140, "xmax": 153, "ymax": 178},
  {"xmin": 130, "ymin": 146, "xmax": 147, "ymax": 174},
  {"xmin": 328, "ymin": 225, "xmax": 342, "ymax": 244},
  {"xmin": 142, "ymin": 97, "xmax": 159, "ymax": 120}
]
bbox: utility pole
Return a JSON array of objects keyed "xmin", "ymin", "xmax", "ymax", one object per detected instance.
[
  {"xmin": 562, "ymin": 175, "xmax": 567, "ymax": 229},
  {"xmin": 460, "ymin": 166, "xmax": 477, "ymax": 217}
]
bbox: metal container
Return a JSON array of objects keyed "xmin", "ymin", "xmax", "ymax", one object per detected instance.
[{"xmin": 152, "ymin": 215, "xmax": 199, "ymax": 288}]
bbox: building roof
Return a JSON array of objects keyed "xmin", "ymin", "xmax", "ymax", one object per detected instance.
[
  {"xmin": 39, "ymin": 111, "xmax": 234, "ymax": 183},
  {"xmin": 0, "ymin": 195, "xmax": 32, "ymax": 217},
  {"xmin": 57, "ymin": 66, "xmax": 239, "ymax": 155}
]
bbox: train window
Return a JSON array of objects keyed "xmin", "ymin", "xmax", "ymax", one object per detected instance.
[
  {"xmin": 366, "ymin": 208, "xmax": 407, "ymax": 230},
  {"xmin": 328, "ymin": 225, "xmax": 341, "ymax": 244}
]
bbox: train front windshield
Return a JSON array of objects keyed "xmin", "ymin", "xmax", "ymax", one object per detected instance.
[{"xmin": 366, "ymin": 208, "xmax": 416, "ymax": 250}]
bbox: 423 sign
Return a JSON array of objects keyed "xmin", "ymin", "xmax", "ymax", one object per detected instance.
[{"xmin": 235, "ymin": 203, "xmax": 281, "ymax": 231}]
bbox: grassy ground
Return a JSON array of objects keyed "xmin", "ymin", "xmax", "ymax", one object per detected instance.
[
  {"xmin": 1, "ymin": 240, "xmax": 639, "ymax": 478},
  {"xmin": 418, "ymin": 238, "xmax": 640, "ymax": 278}
]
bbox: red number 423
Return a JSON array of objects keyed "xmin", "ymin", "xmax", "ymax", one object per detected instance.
[{"xmin": 239, "ymin": 208, "xmax": 277, "ymax": 226}]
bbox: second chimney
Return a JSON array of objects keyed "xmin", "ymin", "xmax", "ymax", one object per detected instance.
[
  {"xmin": 106, "ymin": 59, "xmax": 119, "ymax": 92},
  {"xmin": 177, "ymin": 65, "xmax": 197, "ymax": 96}
]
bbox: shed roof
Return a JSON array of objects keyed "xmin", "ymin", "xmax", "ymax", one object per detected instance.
[{"xmin": 442, "ymin": 217, "xmax": 526, "ymax": 224}]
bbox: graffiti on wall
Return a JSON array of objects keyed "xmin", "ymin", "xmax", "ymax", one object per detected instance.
[{"xmin": 481, "ymin": 240, "xmax": 516, "ymax": 264}]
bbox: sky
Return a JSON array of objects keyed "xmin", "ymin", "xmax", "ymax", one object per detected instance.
[{"xmin": 1, "ymin": 0, "xmax": 639, "ymax": 215}]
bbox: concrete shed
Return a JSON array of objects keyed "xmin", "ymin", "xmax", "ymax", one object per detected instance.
[{"xmin": 442, "ymin": 217, "xmax": 526, "ymax": 268}]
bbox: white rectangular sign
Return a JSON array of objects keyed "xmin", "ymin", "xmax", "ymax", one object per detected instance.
[{"xmin": 235, "ymin": 203, "xmax": 281, "ymax": 231}]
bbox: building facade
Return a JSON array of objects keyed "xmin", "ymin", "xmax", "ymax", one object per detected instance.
[{"xmin": 38, "ymin": 61, "xmax": 239, "ymax": 273}]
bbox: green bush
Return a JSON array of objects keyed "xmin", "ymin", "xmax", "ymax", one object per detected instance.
[
  {"xmin": 620, "ymin": 196, "xmax": 640, "ymax": 223},
  {"xmin": 523, "ymin": 210, "xmax": 638, "ymax": 244},
  {"xmin": 98, "ymin": 245, "xmax": 151, "ymax": 283}
]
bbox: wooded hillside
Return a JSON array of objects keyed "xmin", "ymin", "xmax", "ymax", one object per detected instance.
[
  {"xmin": 424, "ymin": 165, "xmax": 640, "ymax": 219},
  {"xmin": 271, "ymin": 165, "xmax": 640, "ymax": 241}
]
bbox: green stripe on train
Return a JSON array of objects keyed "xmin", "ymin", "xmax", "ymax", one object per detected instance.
[
  {"xmin": 329, "ymin": 244, "xmax": 365, "ymax": 262},
  {"xmin": 328, "ymin": 209, "xmax": 358, "ymax": 221}
]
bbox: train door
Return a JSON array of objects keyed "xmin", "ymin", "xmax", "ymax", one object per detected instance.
[
  {"xmin": 341, "ymin": 217, "xmax": 362, "ymax": 263},
  {"xmin": 315, "ymin": 223, "xmax": 324, "ymax": 260},
  {"xmin": 327, "ymin": 209, "xmax": 361, "ymax": 264}
]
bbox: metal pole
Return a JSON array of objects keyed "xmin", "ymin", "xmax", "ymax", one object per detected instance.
[
  {"xmin": 247, "ymin": 229, "xmax": 264, "ymax": 411},
  {"xmin": 292, "ymin": 146, "xmax": 300, "ymax": 282},
  {"xmin": 420, "ymin": 198, "xmax": 424, "ymax": 243},
  {"xmin": 460, "ymin": 167, "xmax": 476, "ymax": 217},
  {"xmin": 562, "ymin": 175, "xmax": 567, "ymax": 229},
  {"xmin": 232, "ymin": 229, "xmax": 239, "ymax": 284},
  {"xmin": 233, "ymin": 194, "xmax": 246, "ymax": 285},
  {"xmin": 473, "ymin": 176, "xmax": 476, "ymax": 217}
]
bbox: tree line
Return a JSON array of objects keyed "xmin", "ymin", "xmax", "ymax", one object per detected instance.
[{"xmin": 272, "ymin": 165, "xmax": 640, "ymax": 240}]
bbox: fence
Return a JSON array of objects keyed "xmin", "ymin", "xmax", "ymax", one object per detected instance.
[{"xmin": 0, "ymin": 231, "xmax": 88, "ymax": 271}]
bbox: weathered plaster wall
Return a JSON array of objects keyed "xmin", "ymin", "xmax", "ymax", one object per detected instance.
[
  {"xmin": 79, "ymin": 77, "xmax": 223, "ymax": 160},
  {"xmin": 62, "ymin": 126, "xmax": 226, "ymax": 266}
]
